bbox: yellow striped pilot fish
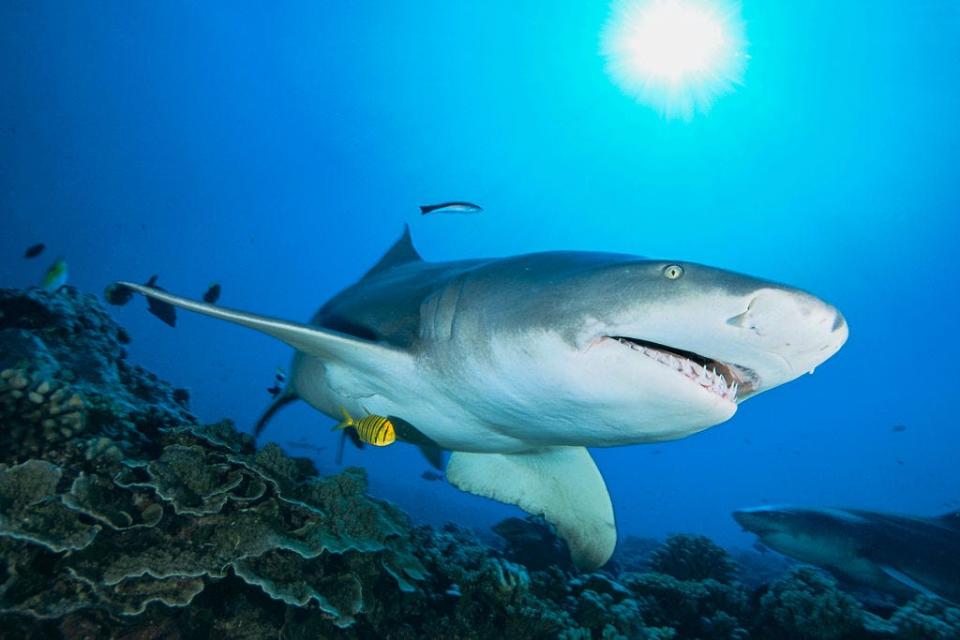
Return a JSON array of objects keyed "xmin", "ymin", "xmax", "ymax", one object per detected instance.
[{"xmin": 334, "ymin": 407, "xmax": 396, "ymax": 446}]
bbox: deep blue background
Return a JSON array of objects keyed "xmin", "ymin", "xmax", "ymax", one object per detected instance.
[{"xmin": 2, "ymin": 1, "xmax": 958, "ymax": 548}]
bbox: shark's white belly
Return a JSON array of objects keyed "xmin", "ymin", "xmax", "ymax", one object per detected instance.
[
  {"xmin": 291, "ymin": 332, "xmax": 736, "ymax": 453},
  {"xmin": 292, "ymin": 352, "xmax": 530, "ymax": 452}
]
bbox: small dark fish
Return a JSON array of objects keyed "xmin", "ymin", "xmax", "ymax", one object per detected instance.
[
  {"xmin": 275, "ymin": 367, "xmax": 286, "ymax": 383},
  {"xmin": 24, "ymin": 243, "xmax": 45, "ymax": 259},
  {"xmin": 892, "ymin": 424, "xmax": 907, "ymax": 433},
  {"xmin": 144, "ymin": 275, "xmax": 177, "ymax": 327},
  {"xmin": 267, "ymin": 384, "xmax": 282, "ymax": 398},
  {"xmin": 104, "ymin": 283, "xmax": 134, "ymax": 306},
  {"xmin": 896, "ymin": 459, "xmax": 905, "ymax": 465},
  {"xmin": 421, "ymin": 470, "xmax": 444, "ymax": 482},
  {"xmin": 419, "ymin": 201, "xmax": 483, "ymax": 215},
  {"xmin": 202, "ymin": 283, "xmax": 221, "ymax": 304}
]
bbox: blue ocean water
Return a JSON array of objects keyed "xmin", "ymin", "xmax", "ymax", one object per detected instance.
[{"xmin": 1, "ymin": 0, "xmax": 958, "ymax": 556}]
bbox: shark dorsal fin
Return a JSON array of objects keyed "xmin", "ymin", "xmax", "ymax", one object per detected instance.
[{"xmin": 361, "ymin": 225, "xmax": 422, "ymax": 280}]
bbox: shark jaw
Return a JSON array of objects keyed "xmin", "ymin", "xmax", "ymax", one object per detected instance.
[{"xmin": 609, "ymin": 335, "xmax": 751, "ymax": 404}]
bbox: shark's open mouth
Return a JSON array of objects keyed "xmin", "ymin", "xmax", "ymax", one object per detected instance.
[{"xmin": 611, "ymin": 336, "xmax": 754, "ymax": 402}]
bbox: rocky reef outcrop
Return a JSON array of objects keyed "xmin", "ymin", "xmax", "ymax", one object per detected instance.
[
  {"xmin": 0, "ymin": 287, "xmax": 425, "ymax": 638},
  {"xmin": 0, "ymin": 286, "xmax": 958, "ymax": 639}
]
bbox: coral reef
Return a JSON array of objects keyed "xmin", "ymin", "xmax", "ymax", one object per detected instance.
[
  {"xmin": 752, "ymin": 567, "xmax": 864, "ymax": 640},
  {"xmin": 610, "ymin": 534, "xmax": 660, "ymax": 574},
  {"xmin": 492, "ymin": 516, "xmax": 573, "ymax": 572},
  {"xmin": 885, "ymin": 596, "xmax": 960, "ymax": 639},
  {"xmin": 0, "ymin": 286, "xmax": 957, "ymax": 639},
  {"xmin": 647, "ymin": 533, "xmax": 737, "ymax": 583},
  {"xmin": 0, "ymin": 288, "xmax": 423, "ymax": 638}
]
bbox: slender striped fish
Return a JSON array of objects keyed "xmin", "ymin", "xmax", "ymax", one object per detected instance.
[{"xmin": 419, "ymin": 201, "xmax": 483, "ymax": 215}]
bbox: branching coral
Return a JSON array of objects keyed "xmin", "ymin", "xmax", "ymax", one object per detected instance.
[
  {"xmin": 753, "ymin": 567, "xmax": 864, "ymax": 640},
  {"xmin": 888, "ymin": 595, "xmax": 960, "ymax": 639},
  {"xmin": 647, "ymin": 533, "xmax": 737, "ymax": 583}
]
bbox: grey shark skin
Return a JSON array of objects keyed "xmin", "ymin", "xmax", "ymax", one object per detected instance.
[
  {"xmin": 734, "ymin": 506, "xmax": 960, "ymax": 604},
  {"xmin": 116, "ymin": 227, "xmax": 847, "ymax": 570}
]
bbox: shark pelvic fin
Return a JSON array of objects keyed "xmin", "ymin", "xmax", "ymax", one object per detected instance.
[
  {"xmin": 115, "ymin": 283, "xmax": 408, "ymax": 369},
  {"xmin": 360, "ymin": 225, "xmax": 422, "ymax": 280},
  {"xmin": 446, "ymin": 446, "xmax": 616, "ymax": 571}
]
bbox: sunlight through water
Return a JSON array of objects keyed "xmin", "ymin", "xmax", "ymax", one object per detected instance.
[{"xmin": 601, "ymin": 0, "xmax": 748, "ymax": 119}]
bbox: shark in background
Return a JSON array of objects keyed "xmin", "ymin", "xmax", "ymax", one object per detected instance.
[
  {"xmin": 734, "ymin": 505, "xmax": 960, "ymax": 605},
  {"xmin": 116, "ymin": 226, "xmax": 847, "ymax": 570}
]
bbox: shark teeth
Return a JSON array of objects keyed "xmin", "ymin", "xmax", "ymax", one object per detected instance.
[{"xmin": 613, "ymin": 338, "xmax": 738, "ymax": 403}]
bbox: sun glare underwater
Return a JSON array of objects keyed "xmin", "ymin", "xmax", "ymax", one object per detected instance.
[
  {"xmin": 602, "ymin": 0, "xmax": 748, "ymax": 119},
  {"xmin": 3, "ymin": 0, "xmax": 960, "ymax": 637}
]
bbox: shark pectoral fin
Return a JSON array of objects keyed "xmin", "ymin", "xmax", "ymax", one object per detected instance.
[
  {"xmin": 879, "ymin": 566, "xmax": 942, "ymax": 600},
  {"xmin": 115, "ymin": 283, "xmax": 408, "ymax": 369},
  {"xmin": 446, "ymin": 446, "xmax": 616, "ymax": 571}
]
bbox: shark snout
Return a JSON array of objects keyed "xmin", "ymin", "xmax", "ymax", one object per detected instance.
[
  {"xmin": 726, "ymin": 288, "xmax": 847, "ymax": 379},
  {"xmin": 733, "ymin": 508, "xmax": 766, "ymax": 532},
  {"xmin": 732, "ymin": 506, "xmax": 788, "ymax": 535}
]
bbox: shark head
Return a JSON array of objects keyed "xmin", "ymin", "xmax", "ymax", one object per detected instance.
[
  {"xmin": 733, "ymin": 505, "xmax": 867, "ymax": 568},
  {"xmin": 735, "ymin": 505, "xmax": 960, "ymax": 603},
  {"xmin": 435, "ymin": 252, "xmax": 848, "ymax": 445}
]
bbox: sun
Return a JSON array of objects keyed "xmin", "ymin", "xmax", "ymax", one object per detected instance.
[{"xmin": 601, "ymin": 0, "xmax": 748, "ymax": 119}]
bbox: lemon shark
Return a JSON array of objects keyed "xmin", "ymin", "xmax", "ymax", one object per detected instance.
[
  {"xmin": 117, "ymin": 227, "xmax": 847, "ymax": 570},
  {"xmin": 734, "ymin": 506, "xmax": 960, "ymax": 604}
]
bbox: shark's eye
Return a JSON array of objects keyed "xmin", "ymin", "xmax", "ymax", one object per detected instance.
[{"xmin": 663, "ymin": 264, "xmax": 684, "ymax": 280}]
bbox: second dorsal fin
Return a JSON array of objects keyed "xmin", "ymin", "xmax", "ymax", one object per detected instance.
[{"xmin": 361, "ymin": 225, "xmax": 422, "ymax": 280}]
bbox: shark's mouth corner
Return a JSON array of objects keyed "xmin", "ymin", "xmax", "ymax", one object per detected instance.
[{"xmin": 610, "ymin": 336, "xmax": 758, "ymax": 403}]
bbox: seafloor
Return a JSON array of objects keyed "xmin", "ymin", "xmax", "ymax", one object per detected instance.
[{"xmin": 0, "ymin": 286, "xmax": 957, "ymax": 639}]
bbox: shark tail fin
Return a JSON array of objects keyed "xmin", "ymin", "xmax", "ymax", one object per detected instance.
[
  {"xmin": 253, "ymin": 388, "xmax": 299, "ymax": 440},
  {"xmin": 446, "ymin": 446, "xmax": 616, "ymax": 571}
]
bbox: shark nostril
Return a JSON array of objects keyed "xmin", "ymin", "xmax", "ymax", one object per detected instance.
[
  {"xmin": 831, "ymin": 314, "xmax": 846, "ymax": 333},
  {"xmin": 726, "ymin": 300, "xmax": 758, "ymax": 329},
  {"xmin": 726, "ymin": 297, "xmax": 757, "ymax": 328},
  {"xmin": 726, "ymin": 310, "xmax": 751, "ymax": 328}
]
